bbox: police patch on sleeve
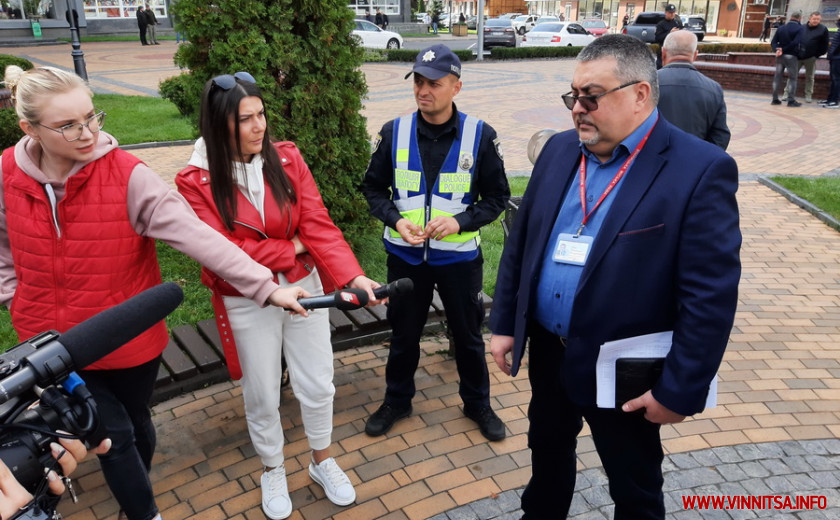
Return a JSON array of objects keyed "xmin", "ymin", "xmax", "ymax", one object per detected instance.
[
  {"xmin": 371, "ymin": 133, "xmax": 382, "ymax": 154},
  {"xmin": 458, "ymin": 152, "xmax": 474, "ymax": 171},
  {"xmin": 493, "ymin": 137, "xmax": 504, "ymax": 161}
]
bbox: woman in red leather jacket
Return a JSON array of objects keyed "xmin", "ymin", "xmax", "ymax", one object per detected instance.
[{"xmin": 175, "ymin": 72, "xmax": 380, "ymax": 520}]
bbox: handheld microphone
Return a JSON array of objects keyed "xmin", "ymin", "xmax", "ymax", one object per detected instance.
[
  {"xmin": 297, "ymin": 288, "xmax": 369, "ymax": 311},
  {"xmin": 372, "ymin": 278, "xmax": 414, "ymax": 300},
  {"xmin": 0, "ymin": 282, "xmax": 184, "ymax": 404}
]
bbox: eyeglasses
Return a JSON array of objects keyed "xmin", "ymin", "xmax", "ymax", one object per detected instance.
[
  {"xmin": 210, "ymin": 71, "xmax": 257, "ymax": 91},
  {"xmin": 561, "ymin": 81, "xmax": 641, "ymax": 111},
  {"xmin": 37, "ymin": 110, "xmax": 106, "ymax": 142}
]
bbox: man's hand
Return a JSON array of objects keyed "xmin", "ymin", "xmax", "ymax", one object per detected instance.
[
  {"xmin": 490, "ymin": 334, "xmax": 515, "ymax": 376},
  {"xmin": 348, "ymin": 275, "xmax": 383, "ymax": 306},
  {"xmin": 267, "ymin": 286, "xmax": 311, "ymax": 316},
  {"xmin": 424, "ymin": 216, "xmax": 460, "ymax": 241},
  {"xmin": 395, "ymin": 218, "xmax": 426, "ymax": 245},
  {"xmin": 621, "ymin": 390, "xmax": 687, "ymax": 424},
  {"xmin": 775, "ymin": 48, "xmax": 783, "ymax": 56}
]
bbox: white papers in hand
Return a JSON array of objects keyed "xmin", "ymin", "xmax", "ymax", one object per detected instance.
[{"xmin": 595, "ymin": 330, "xmax": 717, "ymax": 409}]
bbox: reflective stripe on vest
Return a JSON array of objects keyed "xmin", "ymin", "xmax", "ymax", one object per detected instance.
[{"xmin": 384, "ymin": 112, "xmax": 482, "ymax": 260}]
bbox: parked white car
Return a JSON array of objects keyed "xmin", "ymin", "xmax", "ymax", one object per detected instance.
[
  {"xmin": 352, "ymin": 20, "xmax": 403, "ymax": 49},
  {"xmin": 521, "ymin": 22, "xmax": 596, "ymax": 47},
  {"xmin": 512, "ymin": 14, "xmax": 539, "ymax": 35}
]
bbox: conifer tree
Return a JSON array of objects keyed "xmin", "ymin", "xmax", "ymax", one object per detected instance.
[{"xmin": 166, "ymin": 0, "xmax": 374, "ymax": 241}]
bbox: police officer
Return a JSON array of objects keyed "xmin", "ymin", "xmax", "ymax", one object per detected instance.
[
  {"xmin": 655, "ymin": 4, "xmax": 683, "ymax": 68},
  {"xmin": 362, "ymin": 44, "xmax": 510, "ymax": 442}
]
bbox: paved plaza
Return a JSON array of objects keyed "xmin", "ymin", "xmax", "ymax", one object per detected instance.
[{"xmin": 7, "ymin": 40, "xmax": 840, "ymax": 520}]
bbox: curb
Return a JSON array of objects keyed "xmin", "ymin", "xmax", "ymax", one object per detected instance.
[
  {"xmin": 757, "ymin": 176, "xmax": 840, "ymax": 233},
  {"xmin": 120, "ymin": 139, "xmax": 195, "ymax": 151}
]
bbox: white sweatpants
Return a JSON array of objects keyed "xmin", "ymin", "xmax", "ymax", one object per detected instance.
[{"xmin": 224, "ymin": 270, "xmax": 335, "ymax": 468}]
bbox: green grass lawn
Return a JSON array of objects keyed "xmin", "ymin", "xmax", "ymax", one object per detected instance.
[
  {"xmin": 770, "ymin": 176, "xmax": 840, "ymax": 221},
  {"xmin": 94, "ymin": 94, "xmax": 196, "ymax": 145}
]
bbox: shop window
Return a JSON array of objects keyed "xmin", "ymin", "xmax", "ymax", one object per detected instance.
[{"xmin": 82, "ymin": 0, "xmax": 166, "ymax": 20}]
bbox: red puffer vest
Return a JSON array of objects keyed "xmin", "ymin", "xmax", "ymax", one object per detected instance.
[{"xmin": 1, "ymin": 147, "xmax": 168, "ymax": 370}]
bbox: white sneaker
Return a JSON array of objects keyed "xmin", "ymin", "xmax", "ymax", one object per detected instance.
[
  {"xmin": 261, "ymin": 466, "xmax": 292, "ymax": 520},
  {"xmin": 308, "ymin": 457, "xmax": 356, "ymax": 506}
]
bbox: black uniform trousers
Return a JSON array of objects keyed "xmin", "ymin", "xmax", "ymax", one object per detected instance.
[
  {"xmin": 521, "ymin": 324, "xmax": 666, "ymax": 520},
  {"xmin": 383, "ymin": 252, "xmax": 489, "ymax": 413}
]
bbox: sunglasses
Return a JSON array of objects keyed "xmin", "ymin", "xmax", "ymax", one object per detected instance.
[
  {"xmin": 210, "ymin": 71, "xmax": 257, "ymax": 91},
  {"xmin": 561, "ymin": 81, "xmax": 641, "ymax": 111}
]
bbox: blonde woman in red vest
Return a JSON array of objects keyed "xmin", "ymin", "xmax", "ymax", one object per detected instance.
[
  {"xmin": 0, "ymin": 65, "xmax": 311, "ymax": 520},
  {"xmin": 175, "ymin": 72, "xmax": 380, "ymax": 520}
]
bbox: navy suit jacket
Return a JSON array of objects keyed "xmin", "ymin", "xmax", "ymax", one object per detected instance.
[{"xmin": 488, "ymin": 116, "xmax": 741, "ymax": 417}]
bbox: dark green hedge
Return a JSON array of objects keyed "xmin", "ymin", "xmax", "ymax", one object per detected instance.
[
  {"xmin": 167, "ymin": 0, "xmax": 377, "ymax": 245},
  {"xmin": 0, "ymin": 55, "xmax": 34, "ymax": 74},
  {"xmin": 0, "ymin": 108, "xmax": 23, "ymax": 150},
  {"xmin": 376, "ymin": 42, "xmax": 772, "ymax": 63},
  {"xmin": 385, "ymin": 48, "xmax": 476, "ymax": 62},
  {"xmin": 489, "ymin": 46, "xmax": 584, "ymax": 60}
]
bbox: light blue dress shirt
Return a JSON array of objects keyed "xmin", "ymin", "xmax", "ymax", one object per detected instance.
[{"xmin": 534, "ymin": 110, "xmax": 659, "ymax": 337}]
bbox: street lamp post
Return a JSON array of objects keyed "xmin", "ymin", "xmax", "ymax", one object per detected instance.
[
  {"xmin": 65, "ymin": 0, "xmax": 88, "ymax": 80},
  {"xmin": 476, "ymin": 0, "xmax": 485, "ymax": 60}
]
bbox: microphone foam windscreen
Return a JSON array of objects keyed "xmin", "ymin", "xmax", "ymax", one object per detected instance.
[
  {"xmin": 392, "ymin": 278, "xmax": 414, "ymax": 295},
  {"xmin": 60, "ymin": 282, "xmax": 184, "ymax": 369}
]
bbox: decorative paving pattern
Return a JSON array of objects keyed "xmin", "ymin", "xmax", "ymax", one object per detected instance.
[{"xmin": 431, "ymin": 440, "xmax": 840, "ymax": 520}]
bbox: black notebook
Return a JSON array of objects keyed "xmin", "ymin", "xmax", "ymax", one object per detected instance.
[{"xmin": 614, "ymin": 357, "xmax": 664, "ymax": 410}]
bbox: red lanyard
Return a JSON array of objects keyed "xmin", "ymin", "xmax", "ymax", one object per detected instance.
[{"xmin": 575, "ymin": 121, "xmax": 656, "ymax": 236}]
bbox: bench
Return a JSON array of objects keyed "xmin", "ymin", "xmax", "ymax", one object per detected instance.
[
  {"xmin": 151, "ymin": 289, "xmax": 493, "ymax": 404},
  {"xmin": 0, "ymin": 89, "xmax": 13, "ymax": 109}
]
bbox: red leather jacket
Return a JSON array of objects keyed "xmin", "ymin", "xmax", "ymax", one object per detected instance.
[{"xmin": 176, "ymin": 141, "xmax": 364, "ymax": 378}]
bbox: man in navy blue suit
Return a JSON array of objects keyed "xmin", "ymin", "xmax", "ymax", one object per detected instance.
[{"xmin": 489, "ymin": 34, "xmax": 741, "ymax": 519}]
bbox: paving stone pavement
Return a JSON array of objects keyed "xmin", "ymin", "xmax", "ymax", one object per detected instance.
[
  {"xmin": 433, "ymin": 439, "xmax": 840, "ymax": 520},
  {"xmin": 10, "ymin": 41, "xmax": 840, "ymax": 520}
]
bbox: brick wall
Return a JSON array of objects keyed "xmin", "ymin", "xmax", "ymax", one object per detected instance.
[{"xmin": 695, "ymin": 54, "xmax": 830, "ymax": 100}]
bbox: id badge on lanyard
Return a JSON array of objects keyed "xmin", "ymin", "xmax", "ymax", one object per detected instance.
[
  {"xmin": 552, "ymin": 120, "xmax": 655, "ymax": 267},
  {"xmin": 553, "ymin": 233, "xmax": 593, "ymax": 265}
]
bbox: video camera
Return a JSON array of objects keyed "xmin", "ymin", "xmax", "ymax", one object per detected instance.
[{"xmin": 0, "ymin": 283, "xmax": 184, "ymax": 520}]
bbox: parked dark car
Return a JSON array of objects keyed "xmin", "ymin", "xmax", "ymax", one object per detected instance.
[
  {"xmin": 681, "ymin": 15, "xmax": 707, "ymax": 41},
  {"xmin": 483, "ymin": 18, "xmax": 517, "ymax": 48},
  {"xmin": 623, "ymin": 11, "xmax": 706, "ymax": 43},
  {"xmin": 622, "ymin": 12, "xmax": 665, "ymax": 43},
  {"xmin": 466, "ymin": 14, "xmax": 488, "ymax": 30}
]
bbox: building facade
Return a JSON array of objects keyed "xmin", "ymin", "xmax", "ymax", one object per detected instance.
[
  {"xmin": 0, "ymin": 0, "xmax": 172, "ymax": 38},
  {"xmin": 1, "ymin": 0, "xmax": 837, "ymax": 41}
]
